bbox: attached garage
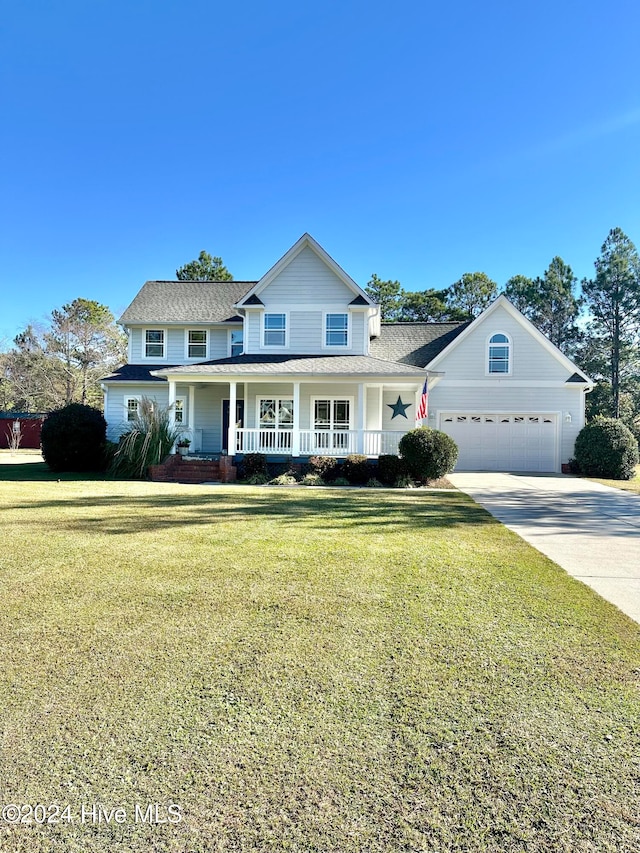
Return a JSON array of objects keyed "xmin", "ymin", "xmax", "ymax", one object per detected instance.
[{"xmin": 439, "ymin": 412, "xmax": 559, "ymax": 473}]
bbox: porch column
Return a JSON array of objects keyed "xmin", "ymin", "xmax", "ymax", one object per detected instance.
[
  {"xmin": 228, "ymin": 381, "xmax": 237, "ymax": 457},
  {"xmin": 292, "ymin": 381, "xmax": 301, "ymax": 457},
  {"xmin": 357, "ymin": 382, "xmax": 365, "ymax": 453},
  {"xmin": 168, "ymin": 380, "xmax": 176, "ymax": 427},
  {"xmin": 188, "ymin": 385, "xmax": 195, "ymax": 431}
]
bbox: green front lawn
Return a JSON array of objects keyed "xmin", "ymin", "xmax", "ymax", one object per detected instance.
[
  {"xmin": 1, "ymin": 481, "xmax": 639, "ymax": 852},
  {"xmin": 587, "ymin": 465, "xmax": 640, "ymax": 494}
]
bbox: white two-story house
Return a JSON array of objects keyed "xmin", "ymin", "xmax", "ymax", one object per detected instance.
[{"xmin": 102, "ymin": 234, "xmax": 591, "ymax": 472}]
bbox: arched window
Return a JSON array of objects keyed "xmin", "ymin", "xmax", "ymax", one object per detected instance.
[{"xmin": 488, "ymin": 332, "xmax": 511, "ymax": 374}]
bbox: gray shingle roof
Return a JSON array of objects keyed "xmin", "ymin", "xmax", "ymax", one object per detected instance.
[
  {"xmin": 118, "ymin": 281, "xmax": 255, "ymax": 324},
  {"xmin": 101, "ymin": 364, "xmax": 181, "ymax": 383},
  {"xmin": 370, "ymin": 322, "xmax": 471, "ymax": 367},
  {"xmin": 153, "ymin": 354, "xmax": 426, "ymax": 378},
  {"xmin": 566, "ymin": 372, "xmax": 590, "ymax": 383}
]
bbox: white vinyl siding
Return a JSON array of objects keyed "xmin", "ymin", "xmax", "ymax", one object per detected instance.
[
  {"xmin": 104, "ymin": 385, "xmax": 170, "ymax": 441},
  {"xmin": 259, "ymin": 245, "xmax": 355, "ymax": 304},
  {"xmin": 289, "ymin": 311, "xmax": 322, "ymax": 351},
  {"xmin": 435, "ymin": 305, "xmax": 568, "ymax": 381},
  {"xmin": 128, "ymin": 326, "xmax": 229, "ymax": 363},
  {"xmin": 245, "ymin": 310, "xmax": 367, "ymax": 356}
]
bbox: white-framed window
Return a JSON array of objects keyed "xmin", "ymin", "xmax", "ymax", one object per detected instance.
[
  {"xmin": 487, "ymin": 332, "xmax": 511, "ymax": 375},
  {"xmin": 125, "ymin": 396, "xmax": 141, "ymax": 422},
  {"xmin": 263, "ymin": 313, "xmax": 287, "ymax": 347},
  {"xmin": 324, "ymin": 312, "xmax": 349, "ymax": 348},
  {"xmin": 312, "ymin": 398, "xmax": 352, "ymax": 430},
  {"xmin": 312, "ymin": 397, "xmax": 352, "ymax": 450},
  {"xmin": 144, "ymin": 329, "xmax": 166, "ymax": 359},
  {"xmin": 186, "ymin": 330, "xmax": 207, "ymax": 359},
  {"xmin": 174, "ymin": 397, "xmax": 186, "ymax": 425},
  {"xmin": 258, "ymin": 398, "xmax": 294, "ymax": 429},
  {"xmin": 230, "ymin": 329, "xmax": 243, "ymax": 357}
]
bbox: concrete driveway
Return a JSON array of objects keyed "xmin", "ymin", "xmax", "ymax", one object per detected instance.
[{"xmin": 448, "ymin": 472, "xmax": 640, "ymax": 625}]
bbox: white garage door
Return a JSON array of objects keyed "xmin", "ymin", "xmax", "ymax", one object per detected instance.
[{"xmin": 440, "ymin": 413, "xmax": 558, "ymax": 472}]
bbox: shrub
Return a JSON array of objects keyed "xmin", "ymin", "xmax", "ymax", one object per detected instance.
[
  {"xmin": 398, "ymin": 427, "xmax": 458, "ymax": 482},
  {"xmin": 309, "ymin": 456, "xmax": 339, "ymax": 481},
  {"xmin": 366, "ymin": 477, "xmax": 384, "ymax": 488},
  {"xmin": 41, "ymin": 404, "xmax": 107, "ymax": 472},
  {"xmin": 330, "ymin": 477, "xmax": 350, "ymax": 487},
  {"xmin": 574, "ymin": 417, "xmax": 639, "ymax": 480},
  {"xmin": 246, "ymin": 472, "xmax": 269, "ymax": 485},
  {"xmin": 242, "ymin": 453, "xmax": 268, "ymax": 478},
  {"xmin": 342, "ymin": 454, "xmax": 372, "ymax": 485},
  {"xmin": 109, "ymin": 398, "xmax": 181, "ymax": 479},
  {"xmin": 376, "ymin": 454, "xmax": 407, "ymax": 485}
]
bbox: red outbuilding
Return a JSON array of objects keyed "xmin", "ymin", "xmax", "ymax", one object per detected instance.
[{"xmin": 0, "ymin": 413, "xmax": 46, "ymax": 449}]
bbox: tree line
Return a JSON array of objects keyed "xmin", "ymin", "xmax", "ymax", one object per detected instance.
[
  {"xmin": 367, "ymin": 227, "xmax": 640, "ymax": 436},
  {"xmin": 0, "ymin": 300, "xmax": 127, "ymax": 413},
  {"xmin": 2, "ymin": 231, "xmax": 639, "ymax": 436}
]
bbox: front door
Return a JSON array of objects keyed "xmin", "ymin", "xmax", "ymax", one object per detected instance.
[{"xmin": 222, "ymin": 400, "xmax": 244, "ymax": 453}]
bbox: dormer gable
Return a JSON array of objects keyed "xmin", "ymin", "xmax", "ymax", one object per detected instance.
[{"xmin": 236, "ymin": 233, "xmax": 375, "ymax": 309}]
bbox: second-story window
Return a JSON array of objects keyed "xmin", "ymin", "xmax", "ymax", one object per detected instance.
[
  {"xmin": 325, "ymin": 313, "xmax": 349, "ymax": 347},
  {"xmin": 230, "ymin": 329, "xmax": 243, "ymax": 357},
  {"xmin": 188, "ymin": 330, "xmax": 207, "ymax": 359},
  {"xmin": 145, "ymin": 329, "xmax": 165, "ymax": 358},
  {"xmin": 264, "ymin": 313, "xmax": 286, "ymax": 347},
  {"xmin": 488, "ymin": 333, "xmax": 511, "ymax": 374}
]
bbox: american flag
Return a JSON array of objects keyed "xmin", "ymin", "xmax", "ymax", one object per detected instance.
[{"xmin": 416, "ymin": 377, "xmax": 429, "ymax": 423}]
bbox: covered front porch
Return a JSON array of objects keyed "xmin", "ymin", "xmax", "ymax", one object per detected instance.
[{"xmin": 164, "ymin": 375, "xmax": 430, "ymax": 459}]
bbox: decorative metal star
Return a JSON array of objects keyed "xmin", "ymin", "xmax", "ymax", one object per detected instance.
[{"xmin": 387, "ymin": 395, "xmax": 411, "ymax": 419}]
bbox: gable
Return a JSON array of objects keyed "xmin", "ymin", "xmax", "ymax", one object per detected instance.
[
  {"xmin": 258, "ymin": 245, "xmax": 356, "ymax": 305},
  {"xmin": 430, "ymin": 302, "xmax": 576, "ymax": 381},
  {"xmin": 238, "ymin": 234, "xmax": 374, "ymax": 309}
]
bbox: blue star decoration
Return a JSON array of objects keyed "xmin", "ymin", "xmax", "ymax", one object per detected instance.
[{"xmin": 387, "ymin": 396, "xmax": 411, "ymax": 419}]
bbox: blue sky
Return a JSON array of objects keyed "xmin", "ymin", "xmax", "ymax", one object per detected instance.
[{"xmin": 2, "ymin": 0, "xmax": 639, "ymax": 341}]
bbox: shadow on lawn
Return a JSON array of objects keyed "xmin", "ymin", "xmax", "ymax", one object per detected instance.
[
  {"xmin": 0, "ymin": 462, "xmax": 106, "ymax": 482},
  {"xmin": 4, "ymin": 489, "xmax": 492, "ymax": 535}
]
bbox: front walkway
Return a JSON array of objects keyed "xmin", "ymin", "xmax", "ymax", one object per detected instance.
[{"xmin": 449, "ymin": 472, "xmax": 640, "ymax": 625}]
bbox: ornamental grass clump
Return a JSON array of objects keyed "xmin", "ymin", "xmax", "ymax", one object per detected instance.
[
  {"xmin": 109, "ymin": 398, "xmax": 182, "ymax": 479},
  {"xmin": 574, "ymin": 417, "xmax": 639, "ymax": 480}
]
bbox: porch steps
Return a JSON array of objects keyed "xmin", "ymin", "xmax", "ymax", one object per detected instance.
[
  {"xmin": 174, "ymin": 460, "xmax": 221, "ymax": 483},
  {"xmin": 148, "ymin": 454, "xmax": 236, "ymax": 484}
]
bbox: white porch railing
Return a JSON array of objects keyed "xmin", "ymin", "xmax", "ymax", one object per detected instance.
[
  {"xmin": 235, "ymin": 428, "xmax": 293, "ymax": 454},
  {"xmin": 235, "ymin": 429, "xmax": 404, "ymax": 457}
]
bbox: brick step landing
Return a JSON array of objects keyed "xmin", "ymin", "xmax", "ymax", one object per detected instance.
[{"xmin": 149, "ymin": 454, "xmax": 236, "ymax": 483}]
